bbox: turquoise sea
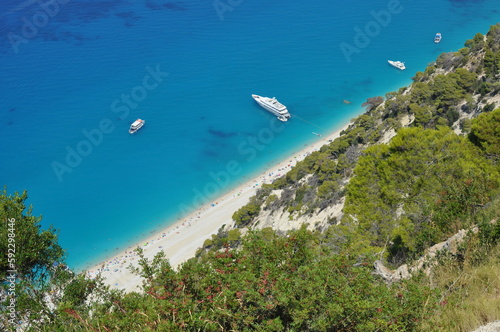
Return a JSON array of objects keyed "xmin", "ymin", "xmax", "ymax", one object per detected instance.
[{"xmin": 1, "ymin": 0, "xmax": 499, "ymax": 270}]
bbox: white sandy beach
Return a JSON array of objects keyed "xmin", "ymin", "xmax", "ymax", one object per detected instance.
[{"xmin": 85, "ymin": 121, "xmax": 352, "ymax": 292}]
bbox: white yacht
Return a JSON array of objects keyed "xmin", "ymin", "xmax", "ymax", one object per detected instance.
[
  {"xmin": 129, "ymin": 119, "xmax": 145, "ymax": 134},
  {"xmin": 251, "ymin": 94, "xmax": 291, "ymax": 122},
  {"xmin": 434, "ymin": 32, "xmax": 442, "ymax": 43},
  {"xmin": 388, "ymin": 60, "xmax": 406, "ymax": 70}
]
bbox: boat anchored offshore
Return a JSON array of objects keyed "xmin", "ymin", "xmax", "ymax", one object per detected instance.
[
  {"xmin": 434, "ymin": 32, "xmax": 442, "ymax": 43},
  {"xmin": 129, "ymin": 119, "xmax": 145, "ymax": 134},
  {"xmin": 252, "ymin": 94, "xmax": 291, "ymax": 122},
  {"xmin": 388, "ymin": 60, "xmax": 406, "ymax": 70}
]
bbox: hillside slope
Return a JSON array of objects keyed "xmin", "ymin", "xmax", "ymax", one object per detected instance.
[{"xmin": 2, "ymin": 23, "xmax": 500, "ymax": 332}]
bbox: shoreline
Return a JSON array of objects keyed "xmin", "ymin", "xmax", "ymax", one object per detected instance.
[{"xmin": 85, "ymin": 120, "xmax": 353, "ymax": 292}]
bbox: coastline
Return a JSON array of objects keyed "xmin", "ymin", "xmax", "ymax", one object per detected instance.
[{"xmin": 85, "ymin": 119, "xmax": 353, "ymax": 292}]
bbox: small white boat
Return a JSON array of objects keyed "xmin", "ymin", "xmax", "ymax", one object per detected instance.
[
  {"xmin": 252, "ymin": 94, "xmax": 291, "ymax": 121},
  {"xmin": 388, "ymin": 60, "xmax": 406, "ymax": 70},
  {"xmin": 434, "ymin": 32, "xmax": 442, "ymax": 43},
  {"xmin": 129, "ymin": 119, "xmax": 145, "ymax": 134}
]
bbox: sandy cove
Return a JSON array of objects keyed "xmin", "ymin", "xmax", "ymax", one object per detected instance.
[{"xmin": 85, "ymin": 121, "xmax": 352, "ymax": 292}]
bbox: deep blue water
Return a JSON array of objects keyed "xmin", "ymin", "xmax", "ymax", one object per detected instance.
[{"xmin": 1, "ymin": 0, "xmax": 499, "ymax": 270}]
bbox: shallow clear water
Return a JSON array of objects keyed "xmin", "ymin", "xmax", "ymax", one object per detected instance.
[{"xmin": 1, "ymin": 0, "xmax": 499, "ymax": 270}]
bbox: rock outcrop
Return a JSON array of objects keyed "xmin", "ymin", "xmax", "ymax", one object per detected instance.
[{"xmin": 374, "ymin": 228, "xmax": 476, "ymax": 282}]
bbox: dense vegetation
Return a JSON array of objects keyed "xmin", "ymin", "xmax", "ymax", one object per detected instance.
[
  {"xmin": 1, "ymin": 189, "xmax": 499, "ymax": 331},
  {"xmin": 344, "ymin": 125, "xmax": 499, "ymax": 265},
  {"xmin": 53, "ymin": 228, "xmax": 444, "ymax": 331},
  {"xmin": 2, "ymin": 24, "xmax": 500, "ymax": 331}
]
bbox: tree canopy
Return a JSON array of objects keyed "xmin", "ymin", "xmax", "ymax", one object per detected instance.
[
  {"xmin": 343, "ymin": 126, "xmax": 499, "ymax": 262},
  {"xmin": 0, "ymin": 188, "xmax": 64, "ymax": 282},
  {"xmin": 469, "ymin": 108, "xmax": 500, "ymax": 160}
]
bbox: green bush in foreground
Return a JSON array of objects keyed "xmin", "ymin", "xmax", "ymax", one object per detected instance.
[{"xmin": 51, "ymin": 227, "xmax": 440, "ymax": 331}]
